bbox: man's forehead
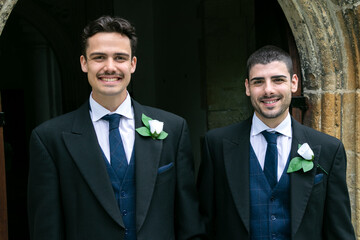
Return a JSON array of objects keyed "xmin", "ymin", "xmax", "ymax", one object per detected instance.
[{"xmin": 249, "ymin": 61, "xmax": 290, "ymax": 76}]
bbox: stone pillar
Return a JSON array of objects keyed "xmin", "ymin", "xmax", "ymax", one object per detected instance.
[
  {"xmin": 0, "ymin": 0, "xmax": 18, "ymax": 35},
  {"xmin": 278, "ymin": 0, "xmax": 360, "ymax": 236}
]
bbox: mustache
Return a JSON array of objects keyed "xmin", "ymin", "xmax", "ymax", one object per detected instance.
[{"xmin": 96, "ymin": 72, "xmax": 124, "ymax": 78}]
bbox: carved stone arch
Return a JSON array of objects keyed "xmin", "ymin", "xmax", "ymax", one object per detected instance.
[
  {"xmin": 0, "ymin": 0, "xmax": 18, "ymax": 35},
  {"xmin": 278, "ymin": 0, "xmax": 360, "ymax": 234}
]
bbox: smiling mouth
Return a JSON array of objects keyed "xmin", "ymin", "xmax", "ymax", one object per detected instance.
[
  {"xmin": 101, "ymin": 77, "xmax": 119, "ymax": 82},
  {"xmin": 97, "ymin": 73, "xmax": 124, "ymax": 82},
  {"xmin": 260, "ymin": 96, "xmax": 281, "ymax": 106},
  {"xmin": 263, "ymin": 99, "xmax": 278, "ymax": 104}
]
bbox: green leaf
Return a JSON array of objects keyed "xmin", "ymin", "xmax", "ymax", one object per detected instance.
[
  {"xmin": 136, "ymin": 126, "xmax": 151, "ymax": 137},
  {"xmin": 157, "ymin": 131, "xmax": 168, "ymax": 140},
  {"xmin": 141, "ymin": 114, "xmax": 152, "ymax": 128},
  {"xmin": 302, "ymin": 160, "xmax": 314, "ymax": 172},
  {"xmin": 298, "ymin": 143, "xmax": 302, "ymax": 149},
  {"xmin": 287, "ymin": 157, "xmax": 303, "ymax": 173}
]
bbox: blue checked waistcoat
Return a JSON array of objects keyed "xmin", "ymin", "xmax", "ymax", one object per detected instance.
[
  {"xmin": 102, "ymin": 151, "xmax": 136, "ymax": 240},
  {"xmin": 249, "ymin": 145, "xmax": 291, "ymax": 240}
]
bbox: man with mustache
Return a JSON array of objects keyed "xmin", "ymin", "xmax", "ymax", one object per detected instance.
[
  {"xmin": 197, "ymin": 45, "xmax": 355, "ymax": 239},
  {"xmin": 28, "ymin": 16, "xmax": 205, "ymax": 240}
]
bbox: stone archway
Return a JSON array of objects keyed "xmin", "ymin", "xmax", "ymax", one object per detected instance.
[
  {"xmin": 0, "ymin": 0, "xmax": 17, "ymax": 35},
  {"xmin": 0, "ymin": 2, "xmax": 18, "ymax": 239},
  {"xmin": 278, "ymin": 0, "xmax": 360, "ymax": 235}
]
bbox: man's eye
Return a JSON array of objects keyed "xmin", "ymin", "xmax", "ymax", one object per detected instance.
[
  {"xmin": 115, "ymin": 56, "xmax": 127, "ymax": 61},
  {"xmin": 252, "ymin": 80, "xmax": 263, "ymax": 85},
  {"xmin": 93, "ymin": 56, "xmax": 104, "ymax": 60},
  {"xmin": 274, "ymin": 78, "xmax": 285, "ymax": 83}
]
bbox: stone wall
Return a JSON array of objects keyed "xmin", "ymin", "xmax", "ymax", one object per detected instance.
[
  {"xmin": 278, "ymin": 0, "xmax": 360, "ymax": 235},
  {"xmin": 202, "ymin": 0, "xmax": 255, "ymax": 129}
]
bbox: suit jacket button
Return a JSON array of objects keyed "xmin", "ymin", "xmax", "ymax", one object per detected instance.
[
  {"xmin": 271, "ymin": 215, "xmax": 276, "ymax": 221},
  {"xmin": 122, "ymin": 210, "xmax": 128, "ymax": 216}
]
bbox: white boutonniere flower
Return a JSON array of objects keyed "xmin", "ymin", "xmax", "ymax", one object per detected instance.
[
  {"xmin": 287, "ymin": 143, "xmax": 314, "ymax": 173},
  {"xmin": 136, "ymin": 114, "xmax": 168, "ymax": 140},
  {"xmin": 149, "ymin": 120, "xmax": 164, "ymax": 138},
  {"xmin": 297, "ymin": 143, "xmax": 314, "ymax": 160}
]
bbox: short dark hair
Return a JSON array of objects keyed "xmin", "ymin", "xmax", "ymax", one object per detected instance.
[
  {"xmin": 81, "ymin": 15, "xmax": 137, "ymax": 58},
  {"xmin": 246, "ymin": 45, "xmax": 293, "ymax": 79}
]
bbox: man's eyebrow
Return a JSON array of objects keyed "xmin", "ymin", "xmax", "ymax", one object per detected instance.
[
  {"xmin": 250, "ymin": 77, "xmax": 264, "ymax": 82},
  {"xmin": 88, "ymin": 52, "xmax": 105, "ymax": 57},
  {"xmin": 271, "ymin": 75, "xmax": 287, "ymax": 79},
  {"xmin": 114, "ymin": 53, "xmax": 130, "ymax": 57},
  {"xmin": 250, "ymin": 75, "xmax": 288, "ymax": 82},
  {"xmin": 88, "ymin": 52, "xmax": 130, "ymax": 57}
]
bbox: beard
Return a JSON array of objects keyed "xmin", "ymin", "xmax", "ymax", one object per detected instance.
[{"xmin": 250, "ymin": 93, "xmax": 292, "ymax": 120}]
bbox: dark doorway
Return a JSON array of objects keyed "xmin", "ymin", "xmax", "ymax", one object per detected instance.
[
  {"xmin": 0, "ymin": 13, "xmax": 63, "ymax": 240},
  {"xmin": 255, "ymin": 0, "xmax": 306, "ymax": 123},
  {"xmin": 0, "ymin": 0, "xmax": 113, "ymax": 238}
]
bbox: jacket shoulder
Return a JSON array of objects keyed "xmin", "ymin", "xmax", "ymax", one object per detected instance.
[
  {"xmin": 33, "ymin": 106, "xmax": 83, "ymax": 135},
  {"xmin": 206, "ymin": 118, "xmax": 252, "ymax": 141}
]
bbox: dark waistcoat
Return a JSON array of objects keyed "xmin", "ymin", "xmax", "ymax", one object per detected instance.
[
  {"xmin": 103, "ymin": 151, "xmax": 136, "ymax": 240},
  {"xmin": 249, "ymin": 145, "xmax": 291, "ymax": 240}
]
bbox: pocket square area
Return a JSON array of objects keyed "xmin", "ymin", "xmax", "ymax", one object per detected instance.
[
  {"xmin": 314, "ymin": 173, "xmax": 324, "ymax": 184},
  {"xmin": 158, "ymin": 162, "xmax": 174, "ymax": 174}
]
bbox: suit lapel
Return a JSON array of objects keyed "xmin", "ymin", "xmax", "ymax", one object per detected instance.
[
  {"xmin": 62, "ymin": 102, "xmax": 124, "ymax": 228},
  {"xmin": 132, "ymin": 100, "xmax": 163, "ymax": 231},
  {"xmin": 290, "ymin": 118, "xmax": 321, "ymax": 237},
  {"xmin": 223, "ymin": 118, "xmax": 251, "ymax": 233}
]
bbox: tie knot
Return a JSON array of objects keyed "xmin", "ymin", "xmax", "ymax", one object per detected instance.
[
  {"xmin": 102, "ymin": 114, "xmax": 121, "ymax": 130},
  {"xmin": 261, "ymin": 131, "xmax": 279, "ymax": 144}
]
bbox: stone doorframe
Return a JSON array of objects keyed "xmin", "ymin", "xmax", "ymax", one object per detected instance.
[
  {"xmin": 0, "ymin": 0, "xmax": 17, "ymax": 35},
  {"xmin": 1, "ymin": 0, "xmax": 359, "ymax": 236}
]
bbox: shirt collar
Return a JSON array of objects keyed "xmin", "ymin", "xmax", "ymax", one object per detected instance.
[
  {"xmin": 89, "ymin": 92, "xmax": 134, "ymax": 122},
  {"xmin": 251, "ymin": 112, "xmax": 292, "ymax": 138}
]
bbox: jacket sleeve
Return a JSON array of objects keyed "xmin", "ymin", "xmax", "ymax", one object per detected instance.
[
  {"xmin": 175, "ymin": 120, "xmax": 206, "ymax": 240},
  {"xmin": 28, "ymin": 129, "xmax": 64, "ymax": 240},
  {"xmin": 323, "ymin": 142, "xmax": 355, "ymax": 239},
  {"xmin": 196, "ymin": 134, "xmax": 215, "ymax": 239}
]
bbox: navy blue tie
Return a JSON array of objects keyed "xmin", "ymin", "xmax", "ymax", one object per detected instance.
[
  {"xmin": 262, "ymin": 131, "xmax": 279, "ymax": 189},
  {"xmin": 102, "ymin": 114, "xmax": 128, "ymax": 171}
]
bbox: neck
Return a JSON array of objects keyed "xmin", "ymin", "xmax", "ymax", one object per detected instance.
[
  {"xmin": 256, "ymin": 111, "xmax": 289, "ymax": 129},
  {"xmin": 92, "ymin": 92, "xmax": 127, "ymax": 112}
]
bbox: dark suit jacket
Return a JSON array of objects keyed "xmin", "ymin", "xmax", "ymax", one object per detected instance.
[
  {"xmin": 28, "ymin": 99, "xmax": 205, "ymax": 240},
  {"xmin": 197, "ymin": 117, "xmax": 355, "ymax": 240}
]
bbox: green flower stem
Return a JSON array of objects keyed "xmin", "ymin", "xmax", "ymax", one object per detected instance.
[{"xmin": 317, "ymin": 163, "xmax": 328, "ymax": 175}]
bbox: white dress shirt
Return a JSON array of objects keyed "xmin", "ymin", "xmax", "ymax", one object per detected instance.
[
  {"xmin": 89, "ymin": 93, "xmax": 135, "ymax": 164},
  {"xmin": 250, "ymin": 113, "xmax": 292, "ymax": 181}
]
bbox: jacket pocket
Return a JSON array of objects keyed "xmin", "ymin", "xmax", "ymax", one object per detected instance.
[{"xmin": 158, "ymin": 162, "xmax": 174, "ymax": 174}]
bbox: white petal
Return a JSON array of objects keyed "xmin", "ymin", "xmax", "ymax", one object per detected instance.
[
  {"xmin": 297, "ymin": 143, "xmax": 314, "ymax": 160},
  {"xmin": 149, "ymin": 120, "xmax": 164, "ymax": 134}
]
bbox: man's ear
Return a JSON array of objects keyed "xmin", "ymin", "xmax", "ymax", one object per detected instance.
[
  {"xmin": 291, "ymin": 74, "xmax": 299, "ymax": 93},
  {"xmin": 80, "ymin": 55, "xmax": 88, "ymax": 73},
  {"xmin": 131, "ymin": 56, "xmax": 137, "ymax": 73},
  {"xmin": 245, "ymin": 79, "xmax": 250, "ymax": 96}
]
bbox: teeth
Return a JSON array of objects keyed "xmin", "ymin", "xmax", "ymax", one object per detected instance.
[
  {"xmin": 264, "ymin": 100, "xmax": 277, "ymax": 104},
  {"xmin": 102, "ymin": 78, "xmax": 118, "ymax": 82}
]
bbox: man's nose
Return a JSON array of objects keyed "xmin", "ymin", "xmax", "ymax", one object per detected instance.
[
  {"xmin": 104, "ymin": 58, "xmax": 116, "ymax": 72},
  {"xmin": 263, "ymin": 80, "xmax": 274, "ymax": 95}
]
